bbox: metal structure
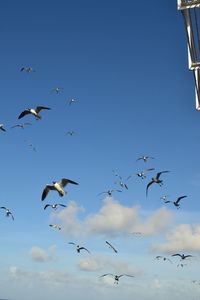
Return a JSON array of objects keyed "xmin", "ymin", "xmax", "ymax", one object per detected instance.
[{"xmin": 178, "ymin": 0, "xmax": 200, "ymax": 109}]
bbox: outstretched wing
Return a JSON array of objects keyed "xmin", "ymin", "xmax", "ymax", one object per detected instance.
[
  {"xmin": 18, "ymin": 110, "xmax": 30, "ymax": 119},
  {"xmin": 79, "ymin": 247, "xmax": 91, "ymax": 254},
  {"xmin": 41, "ymin": 185, "xmax": 55, "ymax": 201},
  {"xmin": 156, "ymin": 171, "xmax": 170, "ymax": 179},
  {"xmin": 57, "ymin": 204, "xmax": 67, "ymax": 208},
  {"xmin": 100, "ymin": 273, "xmax": 114, "ymax": 278},
  {"xmin": 126, "ymin": 174, "xmax": 136, "ymax": 181},
  {"xmin": 60, "ymin": 178, "xmax": 79, "ymax": 187},
  {"xmin": 106, "ymin": 241, "xmax": 118, "ymax": 253},
  {"xmin": 44, "ymin": 204, "xmax": 51, "ymax": 210},
  {"xmin": 0, "ymin": 207, "xmax": 7, "ymax": 210},
  {"xmin": 143, "ymin": 168, "xmax": 155, "ymax": 172},
  {"xmin": 68, "ymin": 242, "xmax": 76, "ymax": 246},
  {"xmin": 35, "ymin": 106, "xmax": 51, "ymax": 113},
  {"xmin": 184, "ymin": 255, "xmax": 193, "ymax": 259},
  {"xmin": 172, "ymin": 254, "xmax": 182, "ymax": 257},
  {"xmin": 176, "ymin": 195, "xmax": 187, "ymax": 204},
  {"xmin": 118, "ymin": 274, "xmax": 134, "ymax": 278},
  {"xmin": 146, "ymin": 181, "xmax": 154, "ymax": 196}
]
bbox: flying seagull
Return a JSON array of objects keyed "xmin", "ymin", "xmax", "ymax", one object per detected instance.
[
  {"xmin": 18, "ymin": 106, "xmax": 51, "ymax": 120},
  {"xmin": 99, "ymin": 274, "xmax": 134, "ymax": 284},
  {"xmin": 0, "ymin": 207, "xmax": 14, "ymax": 220},
  {"xmin": 136, "ymin": 156, "xmax": 155, "ymax": 162},
  {"xmin": 0, "ymin": 124, "xmax": 6, "ymax": 132},
  {"xmin": 41, "ymin": 178, "xmax": 78, "ymax": 201},
  {"xmin": 172, "ymin": 253, "xmax": 194, "ymax": 260},
  {"xmin": 11, "ymin": 123, "xmax": 32, "ymax": 129},
  {"xmin": 68, "ymin": 98, "xmax": 77, "ymax": 105},
  {"xmin": 155, "ymin": 256, "xmax": 172, "ymax": 263},
  {"xmin": 49, "ymin": 224, "xmax": 61, "ymax": 230},
  {"xmin": 52, "ymin": 87, "xmax": 63, "ymax": 94},
  {"xmin": 115, "ymin": 181, "xmax": 128, "ymax": 190},
  {"xmin": 98, "ymin": 190, "xmax": 122, "ymax": 196},
  {"xmin": 68, "ymin": 242, "xmax": 91, "ymax": 254},
  {"xmin": 20, "ymin": 67, "xmax": 35, "ymax": 72},
  {"xmin": 44, "ymin": 203, "xmax": 67, "ymax": 210},
  {"xmin": 164, "ymin": 196, "xmax": 187, "ymax": 209},
  {"xmin": 66, "ymin": 131, "xmax": 75, "ymax": 136},
  {"xmin": 105, "ymin": 241, "xmax": 118, "ymax": 253},
  {"xmin": 127, "ymin": 168, "xmax": 155, "ymax": 180},
  {"xmin": 146, "ymin": 171, "xmax": 170, "ymax": 196}
]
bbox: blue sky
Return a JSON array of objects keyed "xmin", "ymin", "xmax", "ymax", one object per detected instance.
[{"xmin": 1, "ymin": 1, "xmax": 200, "ymax": 299}]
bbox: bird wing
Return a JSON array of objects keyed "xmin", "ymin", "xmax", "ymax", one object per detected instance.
[
  {"xmin": 97, "ymin": 191, "xmax": 107, "ymax": 196},
  {"xmin": 41, "ymin": 185, "xmax": 55, "ymax": 201},
  {"xmin": 35, "ymin": 106, "xmax": 51, "ymax": 113},
  {"xmin": 184, "ymin": 255, "xmax": 193, "ymax": 258},
  {"xmin": 57, "ymin": 204, "xmax": 67, "ymax": 208},
  {"xmin": 124, "ymin": 183, "xmax": 128, "ymax": 190},
  {"xmin": 164, "ymin": 201, "xmax": 171, "ymax": 203},
  {"xmin": 0, "ymin": 126, "xmax": 6, "ymax": 131},
  {"xmin": 120, "ymin": 274, "xmax": 134, "ymax": 278},
  {"xmin": 44, "ymin": 204, "xmax": 51, "ymax": 210},
  {"xmin": 115, "ymin": 190, "xmax": 122, "ymax": 193},
  {"xmin": 126, "ymin": 174, "xmax": 136, "ymax": 181},
  {"xmin": 24, "ymin": 123, "xmax": 32, "ymax": 126},
  {"xmin": 100, "ymin": 274, "xmax": 114, "ymax": 278},
  {"xmin": 68, "ymin": 242, "xmax": 76, "ymax": 246},
  {"xmin": 156, "ymin": 171, "xmax": 170, "ymax": 179},
  {"xmin": 0, "ymin": 207, "xmax": 7, "ymax": 210},
  {"xmin": 106, "ymin": 241, "xmax": 118, "ymax": 253},
  {"xmin": 18, "ymin": 110, "xmax": 31, "ymax": 119},
  {"xmin": 146, "ymin": 181, "xmax": 154, "ymax": 196},
  {"xmin": 79, "ymin": 247, "xmax": 91, "ymax": 253},
  {"xmin": 143, "ymin": 168, "xmax": 155, "ymax": 172},
  {"xmin": 176, "ymin": 196, "xmax": 187, "ymax": 204},
  {"xmin": 172, "ymin": 254, "xmax": 182, "ymax": 257},
  {"xmin": 10, "ymin": 213, "xmax": 14, "ymax": 220},
  {"xmin": 60, "ymin": 178, "xmax": 79, "ymax": 187}
]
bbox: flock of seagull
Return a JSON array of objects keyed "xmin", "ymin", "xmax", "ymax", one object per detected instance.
[{"xmin": 0, "ymin": 68, "xmax": 198, "ymax": 287}]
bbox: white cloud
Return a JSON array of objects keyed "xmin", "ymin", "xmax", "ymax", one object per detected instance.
[
  {"xmin": 150, "ymin": 223, "xmax": 200, "ymax": 253},
  {"xmin": 77, "ymin": 255, "xmax": 142, "ymax": 275},
  {"xmin": 52, "ymin": 198, "xmax": 173, "ymax": 238},
  {"xmin": 29, "ymin": 245, "xmax": 57, "ymax": 262}
]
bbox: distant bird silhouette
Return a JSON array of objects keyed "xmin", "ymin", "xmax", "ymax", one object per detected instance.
[
  {"xmin": 115, "ymin": 181, "xmax": 128, "ymax": 190},
  {"xmin": 44, "ymin": 203, "xmax": 67, "ymax": 210},
  {"xmin": 172, "ymin": 253, "xmax": 193, "ymax": 260},
  {"xmin": 130, "ymin": 232, "xmax": 142, "ymax": 236},
  {"xmin": 136, "ymin": 156, "xmax": 155, "ymax": 162},
  {"xmin": 0, "ymin": 124, "xmax": 6, "ymax": 132},
  {"xmin": 160, "ymin": 195, "xmax": 169, "ymax": 201},
  {"xmin": 146, "ymin": 171, "xmax": 170, "ymax": 196},
  {"xmin": 68, "ymin": 98, "xmax": 77, "ymax": 105},
  {"xmin": 49, "ymin": 224, "xmax": 61, "ymax": 230},
  {"xmin": 66, "ymin": 131, "xmax": 75, "ymax": 136},
  {"xmin": 106, "ymin": 241, "xmax": 118, "ymax": 253},
  {"xmin": 11, "ymin": 123, "xmax": 32, "ymax": 129},
  {"xmin": 18, "ymin": 106, "xmax": 51, "ymax": 120},
  {"xmin": 0, "ymin": 207, "xmax": 14, "ymax": 220},
  {"xmin": 164, "ymin": 196, "xmax": 187, "ymax": 209},
  {"xmin": 155, "ymin": 256, "xmax": 172, "ymax": 263},
  {"xmin": 20, "ymin": 67, "xmax": 35, "ymax": 72},
  {"xmin": 42, "ymin": 178, "xmax": 78, "ymax": 200},
  {"xmin": 177, "ymin": 263, "xmax": 187, "ymax": 267},
  {"xmin": 100, "ymin": 274, "xmax": 134, "ymax": 284},
  {"xmin": 98, "ymin": 190, "xmax": 122, "ymax": 196},
  {"xmin": 127, "ymin": 168, "xmax": 155, "ymax": 180},
  {"xmin": 68, "ymin": 242, "xmax": 90, "ymax": 253},
  {"xmin": 52, "ymin": 87, "xmax": 63, "ymax": 94}
]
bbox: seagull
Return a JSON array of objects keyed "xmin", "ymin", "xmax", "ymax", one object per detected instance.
[
  {"xmin": 164, "ymin": 196, "xmax": 187, "ymax": 209},
  {"xmin": 160, "ymin": 195, "xmax": 169, "ymax": 201},
  {"xmin": 11, "ymin": 123, "xmax": 32, "ymax": 129},
  {"xmin": 136, "ymin": 156, "xmax": 155, "ymax": 162},
  {"xmin": 0, "ymin": 124, "xmax": 6, "ymax": 132},
  {"xmin": 127, "ymin": 168, "xmax": 155, "ymax": 180},
  {"xmin": 105, "ymin": 241, "xmax": 118, "ymax": 253},
  {"xmin": 68, "ymin": 242, "xmax": 91, "ymax": 254},
  {"xmin": 52, "ymin": 87, "xmax": 63, "ymax": 94},
  {"xmin": 66, "ymin": 131, "xmax": 75, "ymax": 136},
  {"xmin": 115, "ymin": 181, "xmax": 128, "ymax": 190},
  {"xmin": 112, "ymin": 170, "xmax": 122, "ymax": 180},
  {"xmin": 98, "ymin": 190, "xmax": 122, "ymax": 196},
  {"xmin": 20, "ymin": 67, "xmax": 35, "ymax": 72},
  {"xmin": 172, "ymin": 253, "xmax": 194, "ymax": 260},
  {"xmin": 49, "ymin": 224, "xmax": 61, "ymax": 230},
  {"xmin": 100, "ymin": 274, "xmax": 134, "ymax": 284},
  {"xmin": 155, "ymin": 256, "xmax": 172, "ymax": 263},
  {"xmin": 41, "ymin": 178, "xmax": 79, "ymax": 201},
  {"xmin": 44, "ymin": 203, "xmax": 67, "ymax": 210},
  {"xmin": 18, "ymin": 106, "xmax": 51, "ymax": 120},
  {"xmin": 0, "ymin": 207, "xmax": 14, "ymax": 220},
  {"xmin": 146, "ymin": 171, "xmax": 170, "ymax": 196},
  {"xmin": 68, "ymin": 98, "xmax": 77, "ymax": 105}
]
